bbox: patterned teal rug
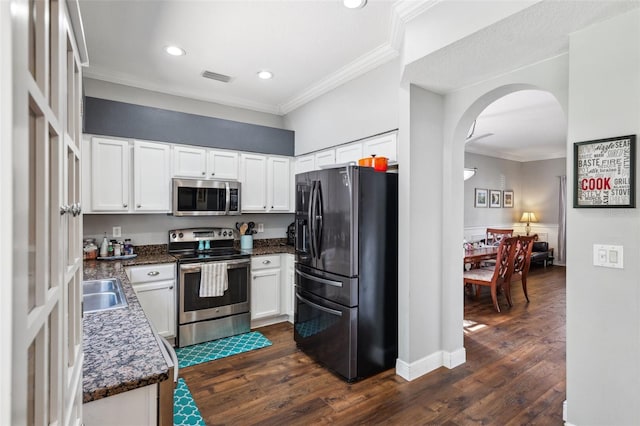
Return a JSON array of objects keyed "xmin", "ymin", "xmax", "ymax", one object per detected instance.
[
  {"xmin": 174, "ymin": 378, "xmax": 205, "ymax": 426},
  {"xmin": 175, "ymin": 331, "xmax": 272, "ymax": 369}
]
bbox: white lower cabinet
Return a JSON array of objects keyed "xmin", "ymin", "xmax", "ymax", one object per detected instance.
[
  {"xmin": 83, "ymin": 384, "xmax": 158, "ymax": 426},
  {"xmin": 126, "ymin": 263, "xmax": 176, "ymax": 339},
  {"xmin": 250, "ymin": 253, "xmax": 296, "ymax": 327},
  {"xmin": 250, "ymin": 255, "xmax": 281, "ymax": 322},
  {"xmin": 283, "ymin": 254, "xmax": 295, "ymax": 323}
]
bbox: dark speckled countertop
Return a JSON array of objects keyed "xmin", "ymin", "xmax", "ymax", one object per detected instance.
[
  {"xmin": 82, "ymin": 239, "xmax": 292, "ymax": 403},
  {"xmin": 82, "ymin": 255, "xmax": 176, "ymax": 403}
]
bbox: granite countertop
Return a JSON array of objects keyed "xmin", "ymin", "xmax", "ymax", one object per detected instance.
[
  {"xmin": 82, "ymin": 257, "xmax": 175, "ymax": 403},
  {"xmin": 237, "ymin": 238, "xmax": 295, "ymax": 256},
  {"xmin": 82, "ymin": 239, "xmax": 292, "ymax": 403}
]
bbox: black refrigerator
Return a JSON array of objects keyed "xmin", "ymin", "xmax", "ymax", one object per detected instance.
[{"xmin": 294, "ymin": 165, "xmax": 398, "ymax": 381}]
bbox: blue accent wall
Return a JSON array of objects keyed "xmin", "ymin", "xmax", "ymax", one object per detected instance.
[{"xmin": 83, "ymin": 97, "xmax": 294, "ymax": 156}]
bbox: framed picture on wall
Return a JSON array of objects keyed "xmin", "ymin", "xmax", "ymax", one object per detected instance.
[
  {"xmin": 503, "ymin": 190, "xmax": 514, "ymax": 208},
  {"xmin": 574, "ymin": 134, "xmax": 636, "ymax": 208},
  {"xmin": 474, "ymin": 188, "xmax": 488, "ymax": 208},
  {"xmin": 490, "ymin": 190, "xmax": 502, "ymax": 208}
]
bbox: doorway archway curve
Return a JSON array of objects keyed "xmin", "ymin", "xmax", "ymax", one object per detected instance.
[{"xmin": 441, "ymin": 81, "xmax": 567, "ymax": 361}]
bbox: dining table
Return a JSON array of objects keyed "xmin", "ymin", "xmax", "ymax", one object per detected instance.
[{"xmin": 464, "ymin": 245, "xmax": 499, "ymax": 269}]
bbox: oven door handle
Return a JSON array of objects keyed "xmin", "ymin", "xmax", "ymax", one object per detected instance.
[
  {"xmin": 295, "ymin": 269, "xmax": 342, "ymax": 288},
  {"xmin": 296, "ymin": 292, "xmax": 343, "ymax": 317},
  {"xmin": 180, "ymin": 258, "xmax": 250, "ymax": 273}
]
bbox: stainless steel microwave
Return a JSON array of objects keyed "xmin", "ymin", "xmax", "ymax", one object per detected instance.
[{"xmin": 172, "ymin": 178, "xmax": 241, "ymax": 216}]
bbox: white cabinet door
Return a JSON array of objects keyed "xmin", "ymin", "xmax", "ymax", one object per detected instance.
[
  {"xmin": 251, "ymin": 268, "xmax": 281, "ymax": 320},
  {"xmin": 282, "ymin": 254, "xmax": 295, "ymax": 322},
  {"xmin": 335, "ymin": 143, "xmax": 363, "ymax": 164},
  {"xmin": 91, "ymin": 137, "xmax": 130, "ymax": 211},
  {"xmin": 363, "ymin": 133, "xmax": 397, "ymax": 162},
  {"xmin": 132, "ymin": 280, "xmax": 176, "ymax": 338},
  {"xmin": 208, "ymin": 150, "xmax": 238, "ymax": 180},
  {"xmin": 315, "ymin": 149, "xmax": 336, "ymax": 169},
  {"xmin": 268, "ymin": 157, "xmax": 291, "ymax": 212},
  {"xmin": 134, "ymin": 141, "xmax": 171, "ymax": 212},
  {"xmin": 295, "ymin": 155, "xmax": 315, "ymax": 174},
  {"xmin": 241, "ymin": 154, "xmax": 268, "ymax": 211},
  {"xmin": 173, "ymin": 146, "xmax": 207, "ymax": 178}
]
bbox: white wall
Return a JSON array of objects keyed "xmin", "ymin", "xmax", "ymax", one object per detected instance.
[
  {"xmin": 521, "ymin": 157, "xmax": 565, "ymax": 224},
  {"xmin": 0, "ymin": 1, "xmax": 12, "ymax": 424},
  {"xmin": 566, "ymin": 9, "xmax": 640, "ymax": 425},
  {"xmin": 464, "ymin": 153, "xmax": 523, "ymax": 227},
  {"xmin": 83, "ymin": 213, "xmax": 294, "ymax": 245},
  {"xmin": 284, "ymin": 59, "xmax": 401, "ymax": 156},
  {"xmin": 84, "ymin": 78, "xmax": 285, "ymax": 129}
]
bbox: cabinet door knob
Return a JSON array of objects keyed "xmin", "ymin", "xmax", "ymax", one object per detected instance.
[
  {"xmin": 137, "ymin": 204, "xmax": 141, "ymax": 208},
  {"xmin": 263, "ymin": 260, "xmax": 271, "ymax": 264},
  {"xmin": 60, "ymin": 205, "xmax": 70, "ymax": 215},
  {"xmin": 147, "ymin": 271, "xmax": 160, "ymax": 276},
  {"xmin": 123, "ymin": 203, "xmax": 128, "ymax": 208},
  {"xmin": 271, "ymin": 206, "xmax": 274, "ymax": 209},
  {"xmin": 169, "ymin": 286, "xmax": 174, "ymax": 290},
  {"xmin": 202, "ymin": 172, "xmax": 205, "ymax": 175},
  {"xmin": 211, "ymin": 172, "xmax": 215, "ymax": 176},
  {"xmin": 263, "ymin": 206, "xmax": 266, "ymax": 208}
]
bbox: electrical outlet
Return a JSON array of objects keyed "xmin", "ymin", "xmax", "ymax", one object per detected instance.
[
  {"xmin": 112, "ymin": 226, "xmax": 121, "ymax": 238},
  {"xmin": 257, "ymin": 223, "xmax": 264, "ymax": 233}
]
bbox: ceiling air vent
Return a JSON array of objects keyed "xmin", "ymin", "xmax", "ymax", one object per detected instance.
[{"xmin": 201, "ymin": 70, "xmax": 233, "ymax": 83}]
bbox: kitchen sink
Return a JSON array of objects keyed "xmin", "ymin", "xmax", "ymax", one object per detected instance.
[{"xmin": 82, "ymin": 278, "xmax": 128, "ymax": 313}]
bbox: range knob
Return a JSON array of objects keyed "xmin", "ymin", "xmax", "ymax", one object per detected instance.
[
  {"xmin": 178, "ymin": 232, "xmax": 184, "ymax": 238},
  {"xmin": 171, "ymin": 233, "xmax": 177, "ymax": 239},
  {"xmin": 223, "ymin": 231, "xmax": 228, "ymax": 237}
]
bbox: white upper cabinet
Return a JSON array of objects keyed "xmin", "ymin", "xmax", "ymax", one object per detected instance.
[
  {"xmin": 240, "ymin": 154, "xmax": 268, "ymax": 211},
  {"xmin": 363, "ymin": 133, "xmax": 397, "ymax": 162},
  {"xmin": 173, "ymin": 146, "xmax": 207, "ymax": 178},
  {"xmin": 207, "ymin": 150, "xmax": 239, "ymax": 180},
  {"xmin": 241, "ymin": 154, "xmax": 291, "ymax": 212},
  {"xmin": 315, "ymin": 149, "xmax": 336, "ymax": 169},
  {"xmin": 335, "ymin": 143, "xmax": 363, "ymax": 164},
  {"xmin": 86, "ymin": 136, "xmax": 171, "ymax": 213},
  {"xmin": 91, "ymin": 137, "xmax": 130, "ymax": 211},
  {"xmin": 295, "ymin": 155, "xmax": 315, "ymax": 174},
  {"xmin": 268, "ymin": 157, "xmax": 291, "ymax": 212},
  {"xmin": 173, "ymin": 146, "xmax": 239, "ymax": 180},
  {"xmin": 134, "ymin": 141, "xmax": 171, "ymax": 212}
]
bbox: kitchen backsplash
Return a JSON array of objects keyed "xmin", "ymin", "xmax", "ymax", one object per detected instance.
[{"xmin": 83, "ymin": 213, "xmax": 294, "ymax": 245}]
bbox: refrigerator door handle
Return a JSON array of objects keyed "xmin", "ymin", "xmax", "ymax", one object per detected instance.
[
  {"xmin": 296, "ymin": 292, "xmax": 343, "ymax": 317},
  {"xmin": 295, "ymin": 268, "xmax": 343, "ymax": 288},
  {"xmin": 307, "ymin": 181, "xmax": 315, "ymax": 258},
  {"xmin": 315, "ymin": 181, "xmax": 323, "ymax": 255},
  {"xmin": 309, "ymin": 181, "xmax": 318, "ymax": 258}
]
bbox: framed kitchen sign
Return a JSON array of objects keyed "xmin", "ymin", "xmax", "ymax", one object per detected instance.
[
  {"xmin": 574, "ymin": 135, "xmax": 636, "ymax": 208},
  {"xmin": 474, "ymin": 188, "xmax": 488, "ymax": 208}
]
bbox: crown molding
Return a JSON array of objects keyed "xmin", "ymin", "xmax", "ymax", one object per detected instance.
[
  {"xmin": 280, "ymin": 43, "xmax": 399, "ymax": 114},
  {"xmin": 83, "ymin": 68, "xmax": 282, "ymax": 115}
]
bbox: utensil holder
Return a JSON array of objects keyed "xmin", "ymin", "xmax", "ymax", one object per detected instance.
[{"xmin": 240, "ymin": 235, "xmax": 253, "ymax": 250}]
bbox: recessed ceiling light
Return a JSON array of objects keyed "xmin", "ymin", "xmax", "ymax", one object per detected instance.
[
  {"xmin": 257, "ymin": 70, "xmax": 273, "ymax": 80},
  {"xmin": 343, "ymin": 0, "xmax": 367, "ymax": 9},
  {"xmin": 165, "ymin": 45, "xmax": 186, "ymax": 56}
]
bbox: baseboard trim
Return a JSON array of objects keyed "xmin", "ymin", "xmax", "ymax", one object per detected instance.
[{"xmin": 396, "ymin": 347, "xmax": 466, "ymax": 381}]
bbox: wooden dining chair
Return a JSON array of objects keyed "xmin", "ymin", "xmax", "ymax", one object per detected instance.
[
  {"xmin": 463, "ymin": 236, "xmax": 518, "ymax": 312},
  {"xmin": 486, "ymin": 228, "xmax": 514, "ymax": 246},
  {"xmin": 504, "ymin": 235, "xmax": 536, "ymax": 306}
]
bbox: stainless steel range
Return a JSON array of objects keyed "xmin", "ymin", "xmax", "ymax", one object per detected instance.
[{"xmin": 169, "ymin": 228, "xmax": 251, "ymax": 347}]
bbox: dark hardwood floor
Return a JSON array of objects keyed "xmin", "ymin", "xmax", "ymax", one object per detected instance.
[{"xmin": 181, "ymin": 265, "xmax": 566, "ymax": 425}]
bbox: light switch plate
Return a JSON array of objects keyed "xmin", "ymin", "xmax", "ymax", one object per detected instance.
[
  {"xmin": 593, "ymin": 244, "xmax": 623, "ymax": 269},
  {"xmin": 112, "ymin": 226, "xmax": 121, "ymax": 238}
]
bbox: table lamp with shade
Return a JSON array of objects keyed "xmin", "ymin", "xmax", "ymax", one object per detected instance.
[{"xmin": 520, "ymin": 211, "xmax": 538, "ymax": 236}]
